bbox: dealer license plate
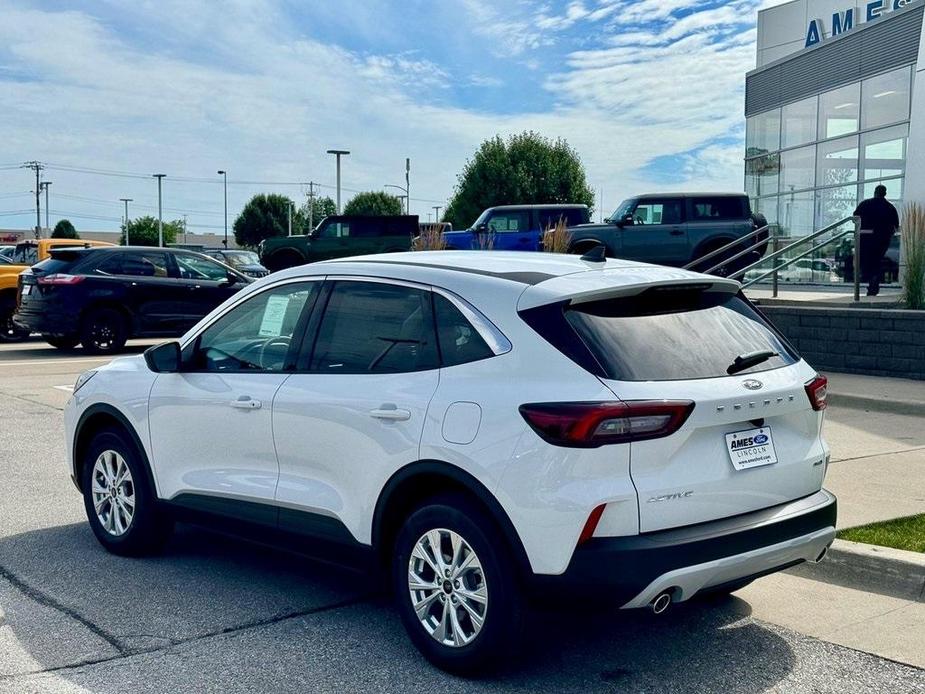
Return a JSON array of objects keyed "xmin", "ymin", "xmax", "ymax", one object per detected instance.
[
  {"xmin": 725, "ymin": 426, "xmax": 778, "ymax": 471},
  {"xmin": 21, "ymin": 284, "xmax": 31, "ymax": 295}
]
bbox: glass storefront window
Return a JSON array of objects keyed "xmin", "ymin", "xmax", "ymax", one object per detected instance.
[
  {"xmin": 816, "ymin": 184, "xmax": 859, "ymax": 229},
  {"xmin": 745, "ymin": 153, "xmax": 780, "ymax": 198},
  {"xmin": 746, "ymin": 109, "xmax": 781, "ymax": 155},
  {"xmin": 778, "ymin": 191, "xmax": 815, "ymax": 238},
  {"xmin": 781, "ymin": 96, "xmax": 817, "ymax": 149},
  {"xmin": 752, "ymin": 195, "xmax": 779, "ymax": 228},
  {"xmin": 861, "ymin": 124, "xmax": 907, "ymax": 180},
  {"xmin": 861, "ymin": 178, "xmax": 903, "ymax": 204},
  {"xmin": 817, "ymin": 135, "xmax": 859, "ymax": 188},
  {"xmin": 780, "ymin": 145, "xmax": 816, "ymax": 193},
  {"xmin": 861, "ymin": 66, "xmax": 911, "ymax": 130},
  {"xmin": 818, "ymin": 82, "xmax": 860, "ymax": 140}
]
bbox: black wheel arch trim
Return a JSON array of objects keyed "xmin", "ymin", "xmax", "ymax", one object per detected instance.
[
  {"xmin": 73, "ymin": 403, "xmax": 157, "ymax": 496},
  {"xmin": 372, "ymin": 460, "xmax": 532, "ymax": 578}
]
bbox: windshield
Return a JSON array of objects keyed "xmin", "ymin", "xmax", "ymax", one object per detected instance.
[
  {"xmin": 609, "ymin": 199, "xmax": 636, "ymax": 222},
  {"xmin": 220, "ymin": 251, "xmax": 260, "ymax": 268}
]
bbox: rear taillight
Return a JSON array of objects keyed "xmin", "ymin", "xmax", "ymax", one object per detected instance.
[
  {"xmin": 519, "ymin": 400, "xmax": 695, "ymax": 448},
  {"xmin": 37, "ymin": 274, "xmax": 84, "ymax": 285},
  {"xmin": 804, "ymin": 375, "xmax": 828, "ymax": 411}
]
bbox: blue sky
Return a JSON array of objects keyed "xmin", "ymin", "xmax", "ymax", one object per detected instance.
[{"xmin": 0, "ymin": 0, "xmax": 784, "ymax": 233}]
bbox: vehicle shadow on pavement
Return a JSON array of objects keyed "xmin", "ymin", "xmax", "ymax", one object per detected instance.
[{"xmin": 0, "ymin": 522, "xmax": 797, "ymax": 692}]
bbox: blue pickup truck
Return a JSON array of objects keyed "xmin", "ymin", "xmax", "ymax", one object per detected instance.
[{"xmin": 443, "ymin": 204, "xmax": 590, "ymax": 251}]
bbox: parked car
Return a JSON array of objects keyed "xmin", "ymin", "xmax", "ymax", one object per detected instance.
[
  {"xmin": 1, "ymin": 238, "xmax": 116, "ymax": 341},
  {"xmin": 202, "ymin": 249, "xmax": 269, "ymax": 278},
  {"xmin": 568, "ymin": 193, "xmax": 767, "ymax": 273},
  {"xmin": 65, "ymin": 250, "xmax": 834, "ymax": 674},
  {"xmin": 443, "ymin": 204, "xmax": 591, "ymax": 251},
  {"xmin": 259, "ymin": 215, "xmax": 420, "ymax": 272},
  {"xmin": 0, "ymin": 254, "xmax": 13, "ymax": 265},
  {"xmin": 744, "ymin": 258, "xmax": 839, "ymax": 284},
  {"xmin": 14, "ymin": 246, "xmax": 251, "ymax": 353},
  {"xmin": 832, "ymin": 234, "xmax": 901, "ymax": 284}
]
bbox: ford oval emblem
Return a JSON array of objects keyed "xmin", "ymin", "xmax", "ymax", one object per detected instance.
[
  {"xmin": 742, "ymin": 379, "xmax": 763, "ymax": 390},
  {"xmin": 754, "ymin": 434, "xmax": 769, "ymax": 444}
]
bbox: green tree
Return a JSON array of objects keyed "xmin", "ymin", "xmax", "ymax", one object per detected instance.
[
  {"xmin": 443, "ymin": 131, "xmax": 595, "ymax": 229},
  {"xmin": 121, "ymin": 215, "xmax": 183, "ymax": 246},
  {"xmin": 51, "ymin": 219, "xmax": 79, "ymax": 239},
  {"xmin": 233, "ymin": 193, "xmax": 301, "ymax": 248},
  {"xmin": 343, "ymin": 191, "xmax": 403, "ymax": 216},
  {"xmin": 300, "ymin": 195, "xmax": 337, "ymax": 233}
]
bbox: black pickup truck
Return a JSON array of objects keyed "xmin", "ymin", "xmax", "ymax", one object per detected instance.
[
  {"xmin": 567, "ymin": 193, "xmax": 767, "ymax": 273},
  {"xmin": 259, "ymin": 215, "xmax": 419, "ymax": 272}
]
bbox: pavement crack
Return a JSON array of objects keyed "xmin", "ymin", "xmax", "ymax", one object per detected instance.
[
  {"xmin": 0, "ymin": 592, "xmax": 373, "ymax": 680},
  {"xmin": 829, "ymin": 444, "xmax": 925, "ymax": 464},
  {"xmin": 0, "ymin": 563, "xmax": 127, "ymax": 655},
  {"xmin": 0, "ymin": 389, "xmax": 65, "ymax": 412}
]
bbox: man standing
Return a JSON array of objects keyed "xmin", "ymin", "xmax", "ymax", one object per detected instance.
[{"xmin": 854, "ymin": 185, "xmax": 900, "ymax": 296}]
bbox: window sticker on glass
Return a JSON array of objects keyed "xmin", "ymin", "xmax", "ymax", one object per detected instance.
[{"xmin": 259, "ymin": 295, "xmax": 290, "ymax": 337}]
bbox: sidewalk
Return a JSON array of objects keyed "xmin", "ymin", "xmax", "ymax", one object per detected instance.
[
  {"xmin": 826, "ymin": 372, "xmax": 925, "ymax": 416},
  {"xmin": 746, "ymin": 285, "xmax": 903, "ymax": 308}
]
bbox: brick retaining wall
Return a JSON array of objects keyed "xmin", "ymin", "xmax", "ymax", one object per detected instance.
[{"xmin": 759, "ymin": 306, "xmax": 925, "ymax": 380}]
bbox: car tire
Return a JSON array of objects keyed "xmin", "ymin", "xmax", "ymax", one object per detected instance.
[
  {"xmin": 44, "ymin": 334, "xmax": 80, "ymax": 350},
  {"xmin": 81, "ymin": 428, "xmax": 173, "ymax": 556},
  {"xmin": 0, "ymin": 297, "xmax": 29, "ymax": 342},
  {"xmin": 80, "ymin": 308, "xmax": 128, "ymax": 354},
  {"xmin": 392, "ymin": 494, "xmax": 524, "ymax": 676}
]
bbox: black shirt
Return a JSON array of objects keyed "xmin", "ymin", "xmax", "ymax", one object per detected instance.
[{"xmin": 854, "ymin": 197, "xmax": 899, "ymax": 240}]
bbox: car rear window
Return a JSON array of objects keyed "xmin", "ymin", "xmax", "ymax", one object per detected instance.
[
  {"xmin": 690, "ymin": 197, "xmax": 746, "ymax": 221},
  {"xmin": 522, "ymin": 287, "xmax": 797, "ymax": 381},
  {"xmin": 31, "ymin": 256, "xmax": 80, "ymax": 275},
  {"xmin": 538, "ymin": 208, "xmax": 589, "ymax": 228}
]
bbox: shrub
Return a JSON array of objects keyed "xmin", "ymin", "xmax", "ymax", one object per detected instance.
[
  {"xmin": 52, "ymin": 219, "xmax": 78, "ymax": 239},
  {"xmin": 412, "ymin": 223, "xmax": 447, "ymax": 251},
  {"xmin": 902, "ymin": 202, "xmax": 925, "ymax": 310},
  {"xmin": 541, "ymin": 218, "xmax": 572, "ymax": 253}
]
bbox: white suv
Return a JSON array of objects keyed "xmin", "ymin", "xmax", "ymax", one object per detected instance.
[{"xmin": 65, "ymin": 251, "xmax": 836, "ymax": 674}]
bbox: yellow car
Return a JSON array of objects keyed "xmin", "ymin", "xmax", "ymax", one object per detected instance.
[{"xmin": 1, "ymin": 239, "xmax": 115, "ymax": 341}]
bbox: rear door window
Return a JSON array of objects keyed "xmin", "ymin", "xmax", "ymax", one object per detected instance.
[
  {"xmin": 120, "ymin": 251, "xmax": 172, "ymax": 277},
  {"xmin": 487, "ymin": 211, "xmax": 531, "ymax": 233},
  {"xmin": 538, "ymin": 208, "xmax": 588, "ymax": 229},
  {"xmin": 690, "ymin": 197, "xmax": 746, "ymax": 221},
  {"xmin": 632, "ymin": 199, "xmax": 683, "ymax": 225},
  {"xmin": 308, "ymin": 281, "xmax": 437, "ymax": 373},
  {"xmin": 433, "ymin": 294, "xmax": 494, "ymax": 367},
  {"xmin": 564, "ymin": 288, "xmax": 796, "ymax": 381}
]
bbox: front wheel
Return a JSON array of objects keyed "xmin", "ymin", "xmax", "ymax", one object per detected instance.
[
  {"xmin": 81, "ymin": 429, "xmax": 172, "ymax": 556},
  {"xmin": 392, "ymin": 495, "xmax": 524, "ymax": 676}
]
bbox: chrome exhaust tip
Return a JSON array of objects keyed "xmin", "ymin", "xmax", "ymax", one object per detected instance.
[
  {"xmin": 650, "ymin": 591, "xmax": 672, "ymax": 615},
  {"xmin": 815, "ymin": 545, "xmax": 829, "ymax": 563}
]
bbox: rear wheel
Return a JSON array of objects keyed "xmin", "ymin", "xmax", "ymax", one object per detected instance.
[
  {"xmin": 81, "ymin": 429, "xmax": 172, "ymax": 556},
  {"xmin": 0, "ymin": 296, "xmax": 29, "ymax": 342},
  {"xmin": 392, "ymin": 494, "xmax": 524, "ymax": 676},
  {"xmin": 81, "ymin": 308, "xmax": 128, "ymax": 354},
  {"xmin": 44, "ymin": 334, "xmax": 80, "ymax": 350}
]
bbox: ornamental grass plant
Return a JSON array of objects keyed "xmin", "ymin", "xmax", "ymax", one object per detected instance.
[{"xmin": 902, "ymin": 202, "xmax": 925, "ymax": 310}]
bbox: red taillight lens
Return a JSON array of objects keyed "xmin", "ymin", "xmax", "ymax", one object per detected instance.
[
  {"xmin": 805, "ymin": 375, "xmax": 828, "ymax": 411},
  {"xmin": 37, "ymin": 274, "xmax": 84, "ymax": 285},
  {"xmin": 519, "ymin": 400, "xmax": 695, "ymax": 448}
]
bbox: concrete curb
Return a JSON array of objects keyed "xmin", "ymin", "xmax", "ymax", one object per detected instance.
[
  {"xmin": 827, "ymin": 392, "xmax": 925, "ymax": 417},
  {"xmin": 788, "ymin": 538, "xmax": 925, "ymax": 602}
]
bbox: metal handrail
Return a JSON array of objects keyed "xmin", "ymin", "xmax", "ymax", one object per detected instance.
[
  {"xmin": 682, "ymin": 224, "xmax": 771, "ymax": 271},
  {"xmin": 731, "ymin": 215, "xmax": 862, "ymax": 301}
]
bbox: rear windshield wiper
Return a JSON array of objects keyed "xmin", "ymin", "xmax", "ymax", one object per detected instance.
[{"xmin": 727, "ymin": 350, "xmax": 778, "ymax": 375}]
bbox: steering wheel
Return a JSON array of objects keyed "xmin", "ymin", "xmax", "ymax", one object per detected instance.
[{"xmin": 257, "ymin": 336, "xmax": 291, "ymax": 370}]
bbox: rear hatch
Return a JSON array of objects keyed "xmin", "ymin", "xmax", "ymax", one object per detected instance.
[
  {"xmin": 18, "ymin": 251, "xmax": 86, "ymax": 313},
  {"xmin": 523, "ymin": 281, "xmax": 827, "ymax": 533}
]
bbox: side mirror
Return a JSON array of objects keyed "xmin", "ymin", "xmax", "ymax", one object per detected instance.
[
  {"xmin": 475, "ymin": 223, "xmax": 488, "ymax": 234},
  {"xmin": 144, "ymin": 341, "xmax": 181, "ymax": 373},
  {"xmin": 221, "ymin": 271, "xmax": 239, "ymax": 286},
  {"xmin": 617, "ymin": 214, "xmax": 634, "ymax": 227}
]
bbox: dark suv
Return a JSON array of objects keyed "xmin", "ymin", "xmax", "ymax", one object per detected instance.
[
  {"xmin": 14, "ymin": 247, "xmax": 251, "ymax": 353},
  {"xmin": 568, "ymin": 193, "xmax": 767, "ymax": 272}
]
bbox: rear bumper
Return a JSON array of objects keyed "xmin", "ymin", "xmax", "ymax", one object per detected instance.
[
  {"xmin": 531, "ymin": 489, "xmax": 836, "ymax": 608},
  {"xmin": 14, "ymin": 306, "xmax": 79, "ymax": 335}
]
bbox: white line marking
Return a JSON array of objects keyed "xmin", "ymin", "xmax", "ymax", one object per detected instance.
[
  {"xmin": 0, "ymin": 358, "xmax": 112, "ymax": 367},
  {"xmin": 53, "ymin": 385, "xmax": 74, "ymax": 392}
]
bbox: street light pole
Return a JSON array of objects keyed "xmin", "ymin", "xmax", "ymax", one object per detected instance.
[
  {"xmin": 153, "ymin": 174, "xmax": 166, "ymax": 247},
  {"xmin": 326, "ymin": 150, "xmax": 350, "ymax": 214},
  {"xmin": 384, "ymin": 184, "xmax": 409, "ymax": 214},
  {"xmin": 120, "ymin": 198, "xmax": 133, "ymax": 245},
  {"xmin": 405, "ymin": 158, "xmax": 410, "ymax": 215},
  {"xmin": 217, "ymin": 170, "xmax": 228, "ymax": 247},
  {"xmin": 288, "ymin": 201, "xmax": 293, "ymax": 237},
  {"xmin": 40, "ymin": 181, "xmax": 52, "ymax": 232},
  {"xmin": 432, "ymin": 205, "xmax": 441, "ymax": 222}
]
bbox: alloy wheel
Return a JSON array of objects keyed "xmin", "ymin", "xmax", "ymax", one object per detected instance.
[
  {"xmin": 90, "ymin": 450, "xmax": 135, "ymax": 536},
  {"xmin": 408, "ymin": 528, "xmax": 488, "ymax": 648}
]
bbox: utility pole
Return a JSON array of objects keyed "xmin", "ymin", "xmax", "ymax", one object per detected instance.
[
  {"xmin": 327, "ymin": 150, "xmax": 350, "ymax": 214},
  {"xmin": 153, "ymin": 174, "xmax": 166, "ymax": 247},
  {"xmin": 405, "ymin": 158, "xmax": 410, "ymax": 215},
  {"xmin": 217, "ymin": 170, "xmax": 228, "ymax": 247},
  {"xmin": 120, "ymin": 198, "xmax": 133, "ymax": 245},
  {"xmin": 182, "ymin": 214, "xmax": 188, "ymax": 244},
  {"xmin": 40, "ymin": 181, "xmax": 52, "ymax": 233},
  {"xmin": 22, "ymin": 161, "xmax": 44, "ymax": 239},
  {"xmin": 306, "ymin": 181, "xmax": 316, "ymax": 231},
  {"xmin": 287, "ymin": 201, "xmax": 293, "ymax": 237},
  {"xmin": 432, "ymin": 205, "xmax": 441, "ymax": 223}
]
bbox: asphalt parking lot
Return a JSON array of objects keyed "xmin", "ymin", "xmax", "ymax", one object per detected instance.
[{"xmin": 1, "ymin": 340, "xmax": 924, "ymax": 693}]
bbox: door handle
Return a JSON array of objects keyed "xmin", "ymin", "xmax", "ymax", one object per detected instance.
[
  {"xmin": 369, "ymin": 406, "xmax": 411, "ymax": 421},
  {"xmin": 230, "ymin": 396, "xmax": 262, "ymax": 410},
  {"xmin": 669, "ymin": 229, "xmax": 684, "ymax": 236}
]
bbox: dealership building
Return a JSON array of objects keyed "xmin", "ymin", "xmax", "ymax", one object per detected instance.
[{"xmin": 745, "ymin": 0, "xmax": 925, "ymax": 242}]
